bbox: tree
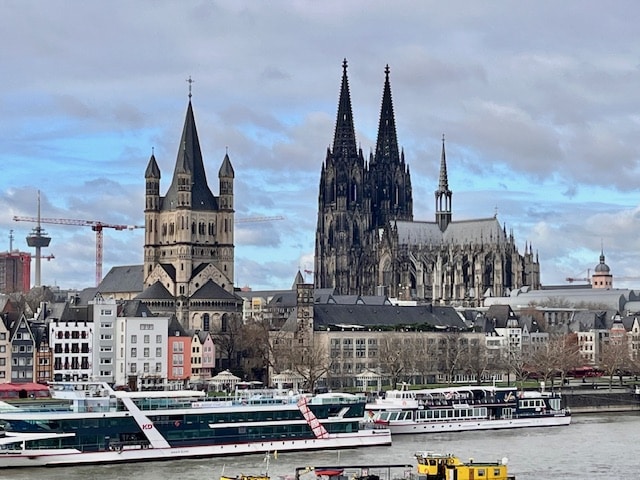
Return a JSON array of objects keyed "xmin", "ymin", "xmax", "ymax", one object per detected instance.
[
  {"xmin": 460, "ymin": 337, "xmax": 490, "ymax": 385},
  {"xmin": 529, "ymin": 334, "xmax": 581, "ymax": 387},
  {"xmin": 438, "ymin": 333, "xmax": 465, "ymax": 385},
  {"xmin": 377, "ymin": 334, "xmax": 406, "ymax": 389},
  {"xmin": 285, "ymin": 341, "xmax": 333, "ymax": 392},
  {"xmin": 600, "ymin": 337, "xmax": 630, "ymax": 390},
  {"xmin": 211, "ymin": 313, "xmax": 246, "ymax": 372}
]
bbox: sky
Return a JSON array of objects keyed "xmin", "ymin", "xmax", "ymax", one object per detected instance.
[{"xmin": 2, "ymin": 1, "xmax": 640, "ymax": 293}]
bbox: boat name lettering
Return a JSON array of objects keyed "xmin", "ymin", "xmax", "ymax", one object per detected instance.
[{"xmin": 142, "ymin": 423, "xmax": 154, "ymax": 430}]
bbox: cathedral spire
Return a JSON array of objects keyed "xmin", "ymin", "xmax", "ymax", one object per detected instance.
[
  {"xmin": 162, "ymin": 97, "xmax": 217, "ymax": 211},
  {"xmin": 438, "ymin": 134, "xmax": 449, "ymax": 192},
  {"xmin": 435, "ymin": 134, "xmax": 452, "ymax": 232},
  {"xmin": 332, "ymin": 59, "xmax": 358, "ymax": 160},
  {"xmin": 374, "ymin": 64, "xmax": 400, "ymax": 165}
]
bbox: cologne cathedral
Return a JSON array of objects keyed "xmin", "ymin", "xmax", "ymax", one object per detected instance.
[{"xmin": 314, "ymin": 60, "xmax": 540, "ymax": 306}]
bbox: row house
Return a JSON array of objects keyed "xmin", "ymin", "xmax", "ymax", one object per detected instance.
[{"xmin": 0, "ymin": 296, "xmax": 218, "ymax": 389}]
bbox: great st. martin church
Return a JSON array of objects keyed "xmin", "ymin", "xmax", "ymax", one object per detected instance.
[{"xmin": 315, "ymin": 60, "xmax": 540, "ymax": 306}]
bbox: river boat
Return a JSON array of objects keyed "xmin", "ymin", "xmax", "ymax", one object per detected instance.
[
  {"xmin": 219, "ymin": 450, "xmax": 273, "ymax": 480},
  {"xmin": 415, "ymin": 451, "xmax": 515, "ymax": 480},
  {"xmin": 0, "ymin": 382, "xmax": 391, "ymax": 468},
  {"xmin": 294, "ymin": 463, "xmax": 414, "ymax": 480},
  {"xmin": 365, "ymin": 384, "xmax": 570, "ymax": 434}
]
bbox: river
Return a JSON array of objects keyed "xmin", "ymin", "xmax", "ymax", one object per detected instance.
[{"xmin": 5, "ymin": 413, "xmax": 638, "ymax": 480}]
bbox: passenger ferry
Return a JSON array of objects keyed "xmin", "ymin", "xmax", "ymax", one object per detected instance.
[
  {"xmin": 0, "ymin": 382, "xmax": 391, "ymax": 468},
  {"xmin": 366, "ymin": 384, "xmax": 570, "ymax": 434}
]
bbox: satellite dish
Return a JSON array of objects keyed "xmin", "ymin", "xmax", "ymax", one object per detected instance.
[{"xmin": 501, "ymin": 457, "xmax": 509, "ymax": 465}]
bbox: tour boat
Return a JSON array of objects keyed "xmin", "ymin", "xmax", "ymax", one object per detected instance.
[
  {"xmin": 365, "ymin": 384, "xmax": 570, "ymax": 434},
  {"xmin": 0, "ymin": 382, "xmax": 391, "ymax": 468},
  {"xmin": 415, "ymin": 451, "xmax": 516, "ymax": 480}
]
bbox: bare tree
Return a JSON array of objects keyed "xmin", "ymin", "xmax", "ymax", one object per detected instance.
[
  {"xmin": 438, "ymin": 333, "xmax": 465, "ymax": 385},
  {"xmin": 377, "ymin": 334, "xmax": 407, "ymax": 389},
  {"xmin": 600, "ymin": 337, "xmax": 630, "ymax": 390},
  {"xmin": 529, "ymin": 334, "xmax": 581, "ymax": 387},
  {"xmin": 285, "ymin": 341, "xmax": 333, "ymax": 392},
  {"xmin": 460, "ymin": 337, "xmax": 490, "ymax": 385}
]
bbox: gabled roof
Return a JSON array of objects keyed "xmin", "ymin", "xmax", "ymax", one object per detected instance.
[
  {"xmin": 135, "ymin": 281, "xmax": 174, "ymax": 300},
  {"xmin": 394, "ymin": 217, "xmax": 507, "ymax": 246},
  {"xmin": 486, "ymin": 304, "xmax": 517, "ymax": 328},
  {"xmin": 168, "ymin": 315, "xmax": 188, "ymax": 337},
  {"xmin": 190, "ymin": 280, "xmax": 239, "ymax": 301},
  {"xmin": 118, "ymin": 300, "xmax": 154, "ymax": 317},
  {"xmin": 98, "ymin": 265, "xmax": 144, "ymax": 294}
]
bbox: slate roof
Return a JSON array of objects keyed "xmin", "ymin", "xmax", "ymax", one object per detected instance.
[
  {"xmin": 98, "ymin": 265, "xmax": 144, "ymax": 295},
  {"xmin": 135, "ymin": 281, "xmax": 174, "ymax": 300},
  {"xmin": 118, "ymin": 300, "xmax": 154, "ymax": 317},
  {"xmin": 311, "ymin": 304, "xmax": 467, "ymax": 330},
  {"xmin": 190, "ymin": 280, "xmax": 240, "ymax": 301},
  {"xmin": 394, "ymin": 217, "xmax": 506, "ymax": 246},
  {"xmin": 161, "ymin": 101, "xmax": 218, "ymax": 212}
]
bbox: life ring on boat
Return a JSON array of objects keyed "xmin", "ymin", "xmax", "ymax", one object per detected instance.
[
  {"xmin": 174, "ymin": 420, "xmax": 181, "ymax": 427},
  {"xmin": 402, "ymin": 401, "xmax": 407, "ymax": 406},
  {"xmin": 447, "ymin": 458, "xmax": 455, "ymax": 465}
]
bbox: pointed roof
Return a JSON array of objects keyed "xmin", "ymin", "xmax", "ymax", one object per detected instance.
[
  {"xmin": 332, "ymin": 59, "xmax": 358, "ymax": 159},
  {"xmin": 437, "ymin": 135, "xmax": 451, "ymax": 194},
  {"xmin": 218, "ymin": 152, "xmax": 235, "ymax": 178},
  {"xmin": 292, "ymin": 270, "xmax": 305, "ymax": 289},
  {"xmin": 374, "ymin": 65, "xmax": 400, "ymax": 165},
  {"xmin": 190, "ymin": 279, "xmax": 239, "ymax": 301},
  {"xmin": 135, "ymin": 281, "xmax": 174, "ymax": 300},
  {"xmin": 145, "ymin": 153, "xmax": 160, "ymax": 179},
  {"xmin": 162, "ymin": 100, "xmax": 218, "ymax": 211}
]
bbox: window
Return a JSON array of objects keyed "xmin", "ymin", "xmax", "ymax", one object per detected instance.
[
  {"xmin": 131, "ymin": 348, "xmax": 137, "ymax": 357},
  {"xmin": 140, "ymin": 324, "xmax": 154, "ymax": 330},
  {"xmin": 130, "ymin": 364, "xmax": 137, "ymax": 373},
  {"xmin": 101, "ymin": 309, "xmax": 113, "ymax": 316},
  {"xmin": 100, "ymin": 334, "xmax": 113, "ymax": 341},
  {"xmin": 101, "ymin": 322, "xmax": 112, "ymax": 329},
  {"xmin": 131, "ymin": 335, "xmax": 137, "ymax": 344},
  {"xmin": 156, "ymin": 347, "xmax": 162, "ymax": 357},
  {"xmin": 155, "ymin": 363, "xmax": 162, "ymax": 373},
  {"xmin": 173, "ymin": 342, "xmax": 184, "ymax": 353},
  {"xmin": 144, "ymin": 348, "xmax": 150, "ymax": 358},
  {"xmin": 156, "ymin": 335, "xmax": 162, "ymax": 343},
  {"xmin": 144, "ymin": 335, "xmax": 150, "ymax": 344}
]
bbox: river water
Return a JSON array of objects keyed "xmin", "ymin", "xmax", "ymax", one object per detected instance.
[{"xmin": 5, "ymin": 413, "xmax": 638, "ymax": 480}]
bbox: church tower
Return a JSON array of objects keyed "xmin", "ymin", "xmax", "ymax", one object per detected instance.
[
  {"xmin": 369, "ymin": 65, "xmax": 413, "ymax": 229},
  {"xmin": 435, "ymin": 135, "xmax": 452, "ymax": 232},
  {"xmin": 315, "ymin": 59, "xmax": 372, "ymax": 295},
  {"xmin": 143, "ymin": 85, "xmax": 236, "ymax": 326}
]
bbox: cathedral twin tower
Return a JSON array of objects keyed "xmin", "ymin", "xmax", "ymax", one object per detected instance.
[{"xmin": 315, "ymin": 60, "xmax": 540, "ymax": 305}]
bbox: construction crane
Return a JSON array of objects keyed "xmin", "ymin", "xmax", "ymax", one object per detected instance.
[
  {"xmin": 13, "ymin": 215, "xmax": 143, "ymax": 287},
  {"xmin": 566, "ymin": 269, "xmax": 591, "ymax": 284},
  {"xmin": 235, "ymin": 216, "xmax": 284, "ymax": 223}
]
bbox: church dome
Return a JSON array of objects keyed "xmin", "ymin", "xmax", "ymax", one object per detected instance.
[{"xmin": 594, "ymin": 251, "xmax": 610, "ymax": 273}]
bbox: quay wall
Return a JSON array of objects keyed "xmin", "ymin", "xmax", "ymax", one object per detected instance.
[{"xmin": 561, "ymin": 388, "xmax": 640, "ymax": 413}]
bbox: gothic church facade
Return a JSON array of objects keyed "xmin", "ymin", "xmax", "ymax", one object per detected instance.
[{"xmin": 315, "ymin": 60, "xmax": 540, "ymax": 307}]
